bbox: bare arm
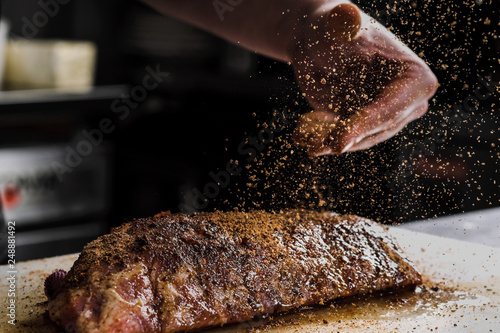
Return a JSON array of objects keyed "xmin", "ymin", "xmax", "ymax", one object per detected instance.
[{"xmin": 141, "ymin": 0, "xmax": 356, "ymax": 62}]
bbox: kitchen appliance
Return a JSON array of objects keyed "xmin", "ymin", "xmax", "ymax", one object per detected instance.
[
  {"xmin": 0, "ymin": 146, "xmax": 108, "ymax": 225},
  {"xmin": 0, "ymin": 145, "xmax": 108, "ymax": 261},
  {"xmin": 0, "ymin": 86, "xmax": 125, "ymax": 261}
]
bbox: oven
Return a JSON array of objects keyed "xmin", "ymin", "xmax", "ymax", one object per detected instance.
[{"xmin": 0, "ymin": 86, "xmax": 124, "ymax": 261}]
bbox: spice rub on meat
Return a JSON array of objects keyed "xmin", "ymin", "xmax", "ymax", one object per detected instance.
[{"xmin": 47, "ymin": 210, "xmax": 421, "ymax": 333}]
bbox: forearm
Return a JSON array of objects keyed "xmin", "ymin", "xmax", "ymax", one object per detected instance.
[{"xmin": 141, "ymin": 0, "xmax": 350, "ymax": 62}]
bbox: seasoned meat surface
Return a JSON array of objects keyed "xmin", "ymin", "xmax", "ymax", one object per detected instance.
[{"xmin": 48, "ymin": 210, "xmax": 421, "ymax": 333}]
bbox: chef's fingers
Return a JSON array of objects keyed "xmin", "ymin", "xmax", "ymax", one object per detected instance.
[
  {"xmin": 292, "ymin": 111, "xmax": 341, "ymax": 156},
  {"xmin": 345, "ymin": 101, "xmax": 428, "ymax": 152},
  {"xmin": 337, "ymin": 64, "xmax": 437, "ymax": 153},
  {"xmin": 293, "ymin": 100, "xmax": 428, "ymax": 156}
]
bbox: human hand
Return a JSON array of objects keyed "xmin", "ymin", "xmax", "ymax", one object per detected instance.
[{"xmin": 290, "ymin": 3, "xmax": 438, "ymax": 155}]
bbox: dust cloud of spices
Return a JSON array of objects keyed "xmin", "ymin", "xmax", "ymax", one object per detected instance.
[{"xmin": 187, "ymin": 0, "xmax": 498, "ymax": 223}]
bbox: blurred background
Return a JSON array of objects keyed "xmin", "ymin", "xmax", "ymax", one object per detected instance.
[{"xmin": 0, "ymin": 0, "xmax": 498, "ymax": 261}]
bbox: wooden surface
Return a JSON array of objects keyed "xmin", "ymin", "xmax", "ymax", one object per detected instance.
[{"xmin": 1, "ymin": 227, "xmax": 499, "ymax": 333}]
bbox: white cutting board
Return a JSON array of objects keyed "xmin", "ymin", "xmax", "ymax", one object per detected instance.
[{"xmin": 1, "ymin": 228, "xmax": 499, "ymax": 333}]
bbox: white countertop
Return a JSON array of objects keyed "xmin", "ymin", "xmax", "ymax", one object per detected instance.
[
  {"xmin": 398, "ymin": 207, "xmax": 500, "ymax": 248},
  {"xmin": 4, "ymin": 228, "xmax": 500, "ymax": 332}
]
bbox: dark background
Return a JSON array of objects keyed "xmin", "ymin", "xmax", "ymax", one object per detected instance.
[{"xmin": 0, "ymin": 0, "xmax": 498, "ymax": 259}]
